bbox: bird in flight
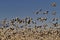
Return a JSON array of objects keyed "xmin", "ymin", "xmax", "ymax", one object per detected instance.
[
  {"xmin": 43, "ymin": 10, "xmax": 49, "ymax": 15},
  {"xmin": 52, "ymin": 11, "xmax": 56, "ymax": 15},
  {"xmin": 51, "ymin": 2, "xmax": 56, "ymax": 7},
  {"xmin": 33, "ymin": 8, "xmax": 42, "ymax": 15},
  {"xmin": 37, "ymin": 17, "xmax": 47, "ymax": 22}
]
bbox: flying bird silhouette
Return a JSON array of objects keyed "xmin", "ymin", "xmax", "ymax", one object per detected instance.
[
  {"xmin": 52, "ymin": 11, "xmax": 56, "ymax": 15},
  {"xmin": 37, "ymin": 17, "xmax": 47, "ymax": 22},
  {"xmin": 51, "ymin": 2, "xmax": 56, "ymax": 7},
  {"xmin": 43, "ymin": 10, "xmax": 49, "ymax": 15},
  {"xmin": 33, "ymin": 8, "xmax": 42, "ymax": 15}
]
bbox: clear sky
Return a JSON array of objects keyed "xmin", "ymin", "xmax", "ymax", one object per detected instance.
[{"xmin": 0, "ymin": 0, "xmax": 60, "ymax": 20}]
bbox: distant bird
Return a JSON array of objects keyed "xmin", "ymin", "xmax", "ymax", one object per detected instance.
[
  {"xmin": 52, "ymin": 11, "xmax": 56, "ymax": 15},
  {"xmin": 28, "ymin": 28, "xmax": 31, "ymax": 31},
  {"xmin": 52, "ymin": 22, "xmax": 58, "ymax": 27},
  {"xmin": 52, "ymin": 18, "xmax": 58, "ymax": 21},
  {"xmin": 55, "ymin": 18, "xmax": 58, "ymax": 21},
  {"xmin": 39, "ymin": 8, "xmax": 42, "ymax": 12},
  {"xmin": 28, "ymin": 17, "xmax": 33, "ymax": 24},
  {"xmin": 33, "ymin": 8, "xmax": 42, "ymax": 15},
  {"xmin": 3, "ymin": 24, "xmax": 8, "ymax": 28},
  {"xmin": 25, "ymin": 16, "xmax": 32, "ymax": 24},
  {"xmin": 15, "ymin": 17, "xmax": 20, "ymax": 22},
  {"xmin": 43, "ymin": 10, "xmax": 49, "ymax": 15},
  {"xmin": 10, "ymin": 19, "xmax": 15, "ymax": 26},
  {"xmin": 2, "ymin": 18, "xmax": 7, "ymax": 24},
  {"xmin": 51, "ymin": 2, "xmax": 56, "ymax": 7},
  {"xmin": 52, "ymin": 18, "xmax": 55, "ymax": 21},
  {"xmin": 18, "ymin": 20, "xmax": 22, "ymax": 24},
  {"xmin": 43, "ymin": 24, "xmax": 48, "ymax": 29},
  {"xmin": 20, "ymin": 25, "xmax": 24, "ymax": 28},
  {"xmin": 10, "ymin": 27, "xmax": 14, "ymax": 30},
  {"xmin": 22, "ymin": 19, "xmax": 25, "ymax": 23},
  {"xmin": 35, "ymin": 11, "xmax": 39, "ymax": 14},
  {"xmin": 37, "ymin": 17, "xmax": 47, "ymax": 22},
  {"xmin": 27, "ymin": 19, "xmax": 31, "ymax": 24},
  {"xmin": 36, "ymin": 25, "xmax": 42, "ymax": 28},
  {"xmin": 15, "ymin": 17, "xmax": 23, "ymax": 24},
  {"xmin": 32, "ymin": 20, "xmax": 36, "ymax": 24}
]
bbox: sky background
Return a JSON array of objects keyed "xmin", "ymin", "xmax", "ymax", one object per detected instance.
[{"xmin": 0, "ymin": 0, "xmax": 60, "ymax": 21}]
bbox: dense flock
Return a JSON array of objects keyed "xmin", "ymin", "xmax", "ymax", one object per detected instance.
[{"xmin": 0, "ymin": 2, "xmax": 60, "ymax": 40}]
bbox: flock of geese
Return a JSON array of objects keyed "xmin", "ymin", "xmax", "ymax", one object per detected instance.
[
  {"xmin": 0, "ymin": 2, "xmax": 60, "ymax": 29},
  {"xmin": 0, "ymin": 2, "xmax": 60, "ymax": 40}
]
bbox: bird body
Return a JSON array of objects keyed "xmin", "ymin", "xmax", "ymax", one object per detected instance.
[
  {"xmin": 51, "ymin": 2, "xmax": 56, "ymax": 7},
  {"xmin": 37, "ymin": 17, "xmax": 47, "ymax": 22},
  {"xmin": 43, "ymin": 11, "xmax": 49, "ymax": 14}
]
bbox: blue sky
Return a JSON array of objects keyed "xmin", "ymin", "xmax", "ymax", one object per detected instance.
[{"xmin": 0, "ymin": 0, "xmax": 60, "ymax": 20}]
